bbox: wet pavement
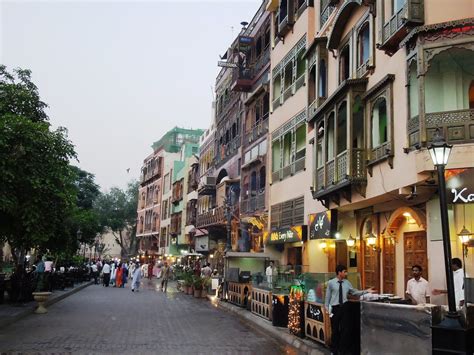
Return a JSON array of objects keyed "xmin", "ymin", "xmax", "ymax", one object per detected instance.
[{"xmin": 0, "ymin": 279, "xmax": 298, "ymax": 354}]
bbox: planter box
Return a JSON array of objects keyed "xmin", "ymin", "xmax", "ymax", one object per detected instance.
[{"xmin": 194, "ymin": 289, "xmax": 201, "ymax": 298}]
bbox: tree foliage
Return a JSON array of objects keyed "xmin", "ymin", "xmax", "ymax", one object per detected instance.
[{"xmin": 95, "ymin": 180, "xmax": 140, "ymax": 258}]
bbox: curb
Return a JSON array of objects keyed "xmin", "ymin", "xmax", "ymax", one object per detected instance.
[
  {"xmin": 210, "ymin": 296, "xmax": 328, "ymax": 355},
  {"xmin": 0, "ymin": 281, "xmax": 93, "ymax": 330}
]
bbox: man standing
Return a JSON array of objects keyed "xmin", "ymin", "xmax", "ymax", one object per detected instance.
[
  {"xmin": 101, "ymin": 261, "xmax": 111, "ymax": 287},
  {"xmin": 325, "ymin": 265, "xmax": 374, "ymax": 355},
  {"xmin": 91, "ymin": 262, "xmax": 99, "ymax": 285},
  {"xmin": 266, "ymin": 261, "xmax": 275, "ymax": 287},
  {"xmin": 201, "ymin": 263, "xmax": 212, "ymax": 278},
  {"xmin": 131, "ymin": 262, "xmax": 141, "ymax": 292},
  {"xmin": 406, "ymin": 264, "xmax": 430, "ymax": 305},
  {"xmin": 433, "ymin": 257, "xmax": 465, "ymax": 308},
  {"xmin": 161, "ymin": 262, "xmax": 171, "ymax": 293}
]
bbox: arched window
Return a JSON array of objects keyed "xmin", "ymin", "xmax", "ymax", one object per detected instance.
[
  {"xmin": 352, "ymin": 96, "xmax": 364, "ymax": 149},
  {"xmin": 372, "ymin": 97, "xmax": 388, "ymax": 148},
  {"xmin": 259, "ymin": 166, "xmax": 266, "ymax": 192},
  {"xmin": 337, "ymin": 101, "xmax": 347, "ymax": 154},
  {"xmin": 339, "ymin": 45, "xmax": 350, "ymax": 83},
  {"xmin": 326, "ymin": 112, "xmax": 335, "ymax": 161},
  {"xmin": 316, "ymin": 121, "xmax": 324, "ymax": 168},
  {"xmin": 358, "ymin": 23, "xmax": 370, "ymax": 67},
  {"xmin": 250, "ymin": 171, "xmax": 257, "ymax": 194},
  {"xmin": 242, "ymin": 176, "xmax": 249, "ymax": 198},
  {"xmin": 319, "ymin": 59, "xmax": 327, "ymax": 98},
  {"xmin": 308, "ymin": 66, "xmax": 316, "ymax": 104},
  {"xmin": 232, "ymin": 123, "xmax": 237, "ymax": 138}
]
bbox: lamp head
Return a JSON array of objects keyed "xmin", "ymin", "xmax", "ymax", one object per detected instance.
[{"xmin": 428, "ymin": 128, "xmax": 452, "ymax": 166}]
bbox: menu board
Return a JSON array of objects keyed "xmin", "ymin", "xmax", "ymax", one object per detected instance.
[{"xmin": 306, "ymin": 303, "xmax": 324, "ymax": 322}]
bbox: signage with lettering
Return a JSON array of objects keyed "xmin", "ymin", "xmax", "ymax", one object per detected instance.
[
  {"xmin": 307, "ymin": 303, "xmax": 324, "ymax": 322},
  {"xmin": 446, "ymin": 169, "xmax": 474, "ymax": 204},
  {"xmin": 217, "ymin": 61, "xmax": 238, "ymax": 68},
  {"xmin": 308, "ymin": 210, "xmax": 337, "ymax": 239},
  {"xmin": 265, "ymin": 225, "xmax": 307, "ymax": 245}
]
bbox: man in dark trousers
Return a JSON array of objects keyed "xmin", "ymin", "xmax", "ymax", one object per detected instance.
[{"xmin": 325, "ymin": 265, "xmax": 374, "ymax": 354}]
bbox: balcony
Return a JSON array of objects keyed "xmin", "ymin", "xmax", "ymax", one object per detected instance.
[
  {"xmin": 378, "ymin": 0, "xmax": 424, "ymax": 55},
  {"xmin": 277, "ymin": 0, "xmax": 295, "ymax": 37},
  {"xmin": 271, "ymin": 156, "xmax": 305, "ymax": 183},
  {"xmin": 231, "ymin": 67, "xmax": 253, "ymax": 92},
  {"xmin": 216, "ymin": 136, "xmax": 241, "ymax": 168},
  {"xmin": 243, "ymin": 114, "xmax": 269, "ymax": 148},
  {"xmin": 408, "ymin": 109, "xmax": 474, "ymax": 148},
  {"xmin": 312, "ymin": 148, "xmax": 366, "ymax": 207},
  {"xmin": 140, "ymin": 167, "xmax": 162, "ymax": 185},
  {"xmin": 241, "ymin": 192, "xmax": 266, "ymax": 215},
  {"xmin": 196, "ymin": 206, "xmax": 226, "ymax": 228},
  {"xmin": 320, "ymin": 0, "xmax": 335, "ymax": 27},
  {"xmin": 198, "ymin": 176, "xmax": 216, "ymax": 195}
]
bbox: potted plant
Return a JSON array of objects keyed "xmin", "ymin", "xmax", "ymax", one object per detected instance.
[
  {"xmin": 201, "ymin": 277, "xmax": 211, "ymax": 299},
  {"xmin": 184, "ymin": 273, "xmax": 193, "ymax": 295},
  {"xmin": 192, "ymin": 276, "xmax": 203, "ymax": 298}
]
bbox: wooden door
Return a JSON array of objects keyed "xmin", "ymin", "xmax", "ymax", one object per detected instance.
[
  {"xmin": 404, "ymin": 231, "xmax": 428, "ymax": 285},
  {"xmin": 363, "ymin": 240, "xmax": 380, "ymax": 290},
  {"xmin": 287, "ymin": 247, "xmax": 302, "ymax": 267},
  {"xmin": 327, "ymin": 241, "xmax": 348, "ymax": 273},
  {"xmin": 383, "ymin": 238, "xmax": 396, "ymax": 294}
]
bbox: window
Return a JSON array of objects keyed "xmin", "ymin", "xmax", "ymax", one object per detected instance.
[
  {"xmin": 358, "ymin": 23, "xmax": 370, "ymax": 67},
  {"xmin": 295, "ymin": 124, "xmax": 306, "ymax": 160},
  {"xmin": 259, "ymin": 166, "xmax": 266, "ymax": 192},
  {"xmin": 319, "ymin": 59, "xmax": 327, "ymax": 97},
  {"xmin": 272, "ymin": 141, "xmax": 281, "ymax": 172},
  {"xmin": 316, "ymin": 121, "xmax": 324, "ymax": 168},
  {"xmin": 339, "ymin": 45, "xmax": 350, "ymax": 83},
  {"xmin": 393, "ymin": 0, "xmax": 405, "ymax": 14},
  {"xmin": 250, "ymin": 171, "xmax": 257, "ymax": 195},
  {"xmin": 337, "ymin": 102, "xmax": 347, "ymax": 155},
  {"xmin": 283, "ymin": 132, "xmax": 292, "ymax": 166},
  {"xmin": 273, "ymin": 74, "xmax": 282, "ymax": 100},
  {"xmin": 296, "ymin": 52, "xmax": 305, "ymax": 80},
  {"xmin": 352, "ymin": 96, "xmax": 364, "ymax": 149},
  {"xmin": 371, "ymin": 97, "xmax": 387, "ymax": 148},
  {"xmin": 326, "ymin": 113, "xmax": 335, "ymax": 161},
  {"xmin": 284, "ymin": 62, "xmax": 293, "ymax": 91},
  {"xmin": 279, "ymin": 0, "xmax": 288, "ymax": 22}
]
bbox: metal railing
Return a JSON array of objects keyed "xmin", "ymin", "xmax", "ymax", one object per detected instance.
[{"xmin": 244, "ymin": 114, "xmax": 269, "ymax": 147}]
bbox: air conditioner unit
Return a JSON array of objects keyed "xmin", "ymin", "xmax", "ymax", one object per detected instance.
[{"xmin": 205, "ymin": 176, "xmax": 216, "ymax": 185}]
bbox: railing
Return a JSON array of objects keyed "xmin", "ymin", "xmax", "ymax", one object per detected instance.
[
  {"xmin": 295, "ymin": 75, "xmax": 305, "ymax": 91},
  {"xmin": 272, "ymin": 96, "xmax": 281, "ymax": 110},
  {"xmin": 283, "ymin": 84, "xmax": 293, "ymax": 101},
  {"xmin": 241, "ymin": 191, "xmax": 266, "ymax": 214},
  {"xmin": 196, "ymin": 206, "xmax": 225, "ymax": 228},
  {"xmin": 408, "ymin": 109, "xmax": 474, "ymax": 147},
  {"xmin": 369, "ymin": 141, "xmax": 391, "ymax": 163},
  {"xmin": 271, "ymin": 156, "xmax": 305, "ymax": 183},
  {"xmin": 216, "ymin": 136, "xmax": 241, "ymax": 168},
  {"xmin": 314, "ymin": 149, "xmax": 367, "ymax": 193},
  {"xmin": 244, "ymin": 114, "xmax": 269, "ymax": 147},
  {"xmin": 320, "ymin": 0, "xmax": 335, "ymax": 27},
  {"xmin": 141, "ymin": 167, "xmax": 162, "ymax": 184},
  {"xmin": 382, "ymin": 2, "xmax": 408, "ymax": 45}
]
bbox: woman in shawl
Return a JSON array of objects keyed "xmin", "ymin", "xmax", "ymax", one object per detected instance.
[
  {"xmin": 121, "ymin": 263, "xmax": 128, "ymax": 287},
  {"xmin": 115, "ymin": 263, "xmax": 123, "ymax": 288},
  {"xmin": 110, "ymin": 262, "xmax": 116, "ymax": 287},
  {"xmin": 131, "ymin": 262, "xmax": 141, "ymax": 292}
]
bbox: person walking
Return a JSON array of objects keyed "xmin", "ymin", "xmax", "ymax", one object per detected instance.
[
  {"xmin": 131, "ymin": 263, "xmax": 141, "ymax": 292},
  {"xmin": 325, "ymin": 265, "xmax": 374, "ymax": 355},
  {"xmin": 433, "ymin": 257, "xmax": 465, "ymax": 308},
  {"xmin": 115, "ymin": 263, "xmax": 123, "ymax": 288},
  {"xmin": 161, "ymin": 262, "xmax": 171, "ymax": 292},
  {"xmin": 110, "ymin": 262, "xmax": 116, "ymax": 287},
  {"xmin": 148, "ymin": 262, "xmax": 153, "ymax": 280},
  {"xmin": 102, "ymin": 261, "xmax": 111, "ymax": 287},
  {"xmin": 122, "ymin": 263, "xmax": 128, "ymax": 287},
  {"xmin": 91, "ymin": 262, "xmax": 99, "ymax": 285}
]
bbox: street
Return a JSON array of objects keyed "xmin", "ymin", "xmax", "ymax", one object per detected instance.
[{"xmin": 0, "ymin": 280, "xmax": 296, "ymax": 354}]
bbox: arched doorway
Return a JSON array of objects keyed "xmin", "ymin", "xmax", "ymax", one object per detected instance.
[
  {"xmin": 216, "ymin": 169, "xmax": 228, "ymax": 184},
  {"xmin": 359, "ymin": 216, "xmax": 380, "ymax": 290},
  {"xmin": 385, "ymin": 207, "xmax": 427, "ymax": 293}
]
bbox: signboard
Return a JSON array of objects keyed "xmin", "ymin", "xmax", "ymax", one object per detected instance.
[
  {"xmin": 195, "ymin": 236, "xmax": 212, "ymax": 252},
  {"xmin": 446, "ymin": 169, "xmax": 474, "ymax": 204},
  {"xmin": 217, "ymin": 61, "xmax": 238, "ymax": 68},
  {"xmin": 308, "ymin": 210, "xmax": 337, "ymax": 239},
  {"xmin": 265, "ymin": 225, "xmax": 307, "ymax": 245},
  {"xmin": 307, "ymin": 303, "xmax": 324, "ymax": 322}
]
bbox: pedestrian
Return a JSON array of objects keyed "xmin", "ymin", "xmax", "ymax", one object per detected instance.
[
  {"xmin": 115, "ymin": 263, "xmax": 123, "ymax": 288},
  {"xmin": 406, "ymin": 264, "xmax": 430, "ymax": 305},
  {"xmin": 148, "ymin": 262, "xmax": 153, "ymax": 280},
  {"xmin": 266, "ymin": 261, "xmax": 275, "ymax": 287},
  {"xmin": 110, "ymin": 262, "xmax": 116, "ymax": 287},
  {"xmin": 102, "ymin": 261, "xmax": 111, "ymax": 287},
  {"xmin": 433, "ymin": 257, "xmax": 465, "ymax": 308},
  {"xmin": 325, "ymin": 264, "xmax": 374, "ymax": 355},
  {"xmin": 201, "ymin": 263, "xmax": 212, "ymax": 278},
  {"xmin": 34, "ymin": 255, "xmax": 45, "ymax": 291},
  {"xmin": 131, "ymin": 263, "xmax": 141, "ymax": 292},
  {"xmin": 122, "ymin": 263, "xmax": 128, "ymax": 287},
  {"xmin": 161, "ymin": 262, "xmax": 171, "ymax": 292},
  {"xmin": 91, "ymin": 262, "xmax": 99, "ymax": 285}
]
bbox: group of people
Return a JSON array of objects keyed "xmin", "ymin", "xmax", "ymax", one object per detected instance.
[{"xmin": 325, "ymin": 258, "xmax": 466, "ymax": 355}]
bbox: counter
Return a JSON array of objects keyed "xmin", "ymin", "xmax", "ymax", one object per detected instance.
[
  {"xmin": 360, "ymin": 301, "xmax": 441, "ymax": 355},
  {"xmin": 251, "ymin": 286, "xmax": 272, "ymax": 320}
]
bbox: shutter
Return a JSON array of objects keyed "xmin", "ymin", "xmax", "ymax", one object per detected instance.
[{"xmin": 293, "ymin": 196, "xmax": 305, "ymax": 225}]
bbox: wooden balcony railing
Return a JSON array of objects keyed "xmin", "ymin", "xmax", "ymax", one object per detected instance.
[
  {"xmin": 196, "ymin": 206, "xmax": 225, "ymax": 228},
  {"xmin": 241, "ymin": 192, "xmax": 266, "ymax": 214},
  {"xmin": 271, "ymin": 156, "xmax": 305, "ymax": 183},
  {"xmin": 243, "ymin": 114, "xmax": 269, "ymax": 147}
]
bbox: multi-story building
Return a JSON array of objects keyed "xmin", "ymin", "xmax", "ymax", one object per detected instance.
[
  {"xmin": 302, "ymin": 0, "xmax": 474, "ymax": 301},
  {"xmin": 137, "ymin": 127, "xmax": 203, "ymax": 257}
]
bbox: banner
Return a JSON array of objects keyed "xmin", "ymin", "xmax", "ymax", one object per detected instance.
[
  {"xmin": 446, "ymin": 168, "xmax": 474, "ymax": 204},
  {"xmin": 308, "ymin": 210, "xmax": 337, "ymax": 239},
  {"xmin": 265, "ymin": 225, "xmax": 307, "ymax": 245}
]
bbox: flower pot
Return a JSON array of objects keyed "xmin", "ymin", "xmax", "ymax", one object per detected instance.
[
  {"xmin": 201, "ymin": 288, "xmax": 208, "ymax": 298},
  {"xmin": 187, "ymin": 286, "xmax": 193, "ymax": 295},
  {"xmin": 32, "ymin": 292, "xmax": 52, "ymax": 314},
  {"xmin": 194, "ymin": 289, "xmax": 201, "ymax": 298}
]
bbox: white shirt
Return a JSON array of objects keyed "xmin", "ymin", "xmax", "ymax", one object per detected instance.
[
  {"xmin": 454, "ymin": 268, "xmax": 464, "ymax": 307},
  {"xmin": 91, "ymin": 264, "xmax": 98, "ymax": 272},
  {"xmin": 102, "ymin": 264, "xmax": 111, "ymax": 274},
  {"xmin": 265, "ymin": 266, "xmax": 273, "ymax": 276},
  {"xmin": 406, "ymin": 277, "xmax": 430, "ymax": 305},
  {"xmin": 44, "ymin": 261, "xmax": 53, "ymax": 272}
]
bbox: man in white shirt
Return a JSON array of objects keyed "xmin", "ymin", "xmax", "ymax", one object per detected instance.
[
  {"xmin": 433, "ymin": 258, "xmax": 465, "ymax": 308},
  {"xmin": 406, "ymin": 264, "xmax": 430, "ymax": 305},
  {"xmin": 101, "ymin": 262, "xmax": 111, "ymax": 287},
  {"xmin": 265, "ymin": 261, "xmax": 274, "ymax": 287},
  {"xmin": 91, "ymin": 263, "xmax": 99, "ymax": 284}
]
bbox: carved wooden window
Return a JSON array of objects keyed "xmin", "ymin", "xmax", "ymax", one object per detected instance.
[
  {"xmin": 339, "ymin": 44, "xmax": 350, "ymax": 83},
  {"xmin": 326, "ymin": 112, "xmax": 335, "ymax": 161},
  {"xmin": 371, "ymin": 97, "xmax": 388, "ymax": 148},
  {"xmin": 358, "ymin": 22, "xmax": 370, "ymax": 68},
  {"xmin": 337, "ymin": 101, "xmax": 348, "ymax": 155},
  {"xmin": 259, "ymin": 166, "xmax": 266, "ymax": 192},
  {"xmin": 319, "ymin": 59, "xmax": 327, "ymax": 98}
]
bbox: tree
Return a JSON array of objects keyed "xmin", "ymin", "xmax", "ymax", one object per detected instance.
[
  {"xmin": 0, "ymin": 66, "xmax": 79, "ymax": 264},
  {"xmin": 95, "ymin": 180, "xmax": 140, "ymax": 258}
]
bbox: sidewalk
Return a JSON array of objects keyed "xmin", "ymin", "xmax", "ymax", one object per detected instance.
[
  {"xmin": 0, "ymin": 280, "xmax": 93, "ymax": 329},
  {"xmin": 209, "ymin": 295, "xmax": 329, "ymax": 355}
]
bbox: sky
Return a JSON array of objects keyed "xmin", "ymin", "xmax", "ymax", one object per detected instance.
[{"xmin": 1, "ymin": 0, "xmax": 261, "ymax": 191}]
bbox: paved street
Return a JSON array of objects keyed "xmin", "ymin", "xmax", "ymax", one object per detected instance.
[{"xmin": 0, "ymin": 280, "xmax": 296, "ymax": 354}]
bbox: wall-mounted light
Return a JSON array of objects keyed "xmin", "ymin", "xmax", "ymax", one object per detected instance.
[
  {"xmin": 319, "ymin": 240, "xmax": 327, "ymax": 250},
  {"xmin": 335, "ymin": 232, "xmax": 341, "ymax": 239},
  {"xmin": 346, "ymin": 234, "xmax": 356, "ymax": 248},
  {"xmin": 366, "ymin": 233, "xmax": 377, "ymax": 246}
]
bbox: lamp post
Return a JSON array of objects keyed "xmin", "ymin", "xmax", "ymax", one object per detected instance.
[{"xmin": 428, "ymin": 129, "xmax": 458, "ymax": 318}]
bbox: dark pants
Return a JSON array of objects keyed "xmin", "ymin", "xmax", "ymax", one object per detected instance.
[
  {"xmin": 161, "ymin": 278, "xmax": 168, "ymax": 292},
  {"xmin": 103, "ymin": 273, "xmax": 110, "ymax": 287},
  {"xmin": 330, "ymin": 303, "xmax": 355, "ymax": 355}
]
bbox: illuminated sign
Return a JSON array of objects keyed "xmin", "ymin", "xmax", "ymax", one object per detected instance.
[
  {"xmin": 265, "ymin": 225, "xmax": 307, "ymax": 245},
  {"xmin": 446, "ymin": 169, "xmax": 474, "ymax": 204},
  {"xmin": 308, "ymin": 210, "xmax": 337, "ymax": 239}
]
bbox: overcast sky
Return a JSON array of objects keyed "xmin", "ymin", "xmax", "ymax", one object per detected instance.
[{"xmin": 1, "ymin": 0, "xmax": 261, "ymax": 191}]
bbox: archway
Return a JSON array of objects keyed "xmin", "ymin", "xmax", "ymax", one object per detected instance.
[{"xmin": 216, "ymin": 169, "xmax": 228, "ymax": 184}]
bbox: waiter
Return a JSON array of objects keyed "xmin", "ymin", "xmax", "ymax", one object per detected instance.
[{"xmin": 325, "ymin": 265, "xmax": 374, "ymax": 355}]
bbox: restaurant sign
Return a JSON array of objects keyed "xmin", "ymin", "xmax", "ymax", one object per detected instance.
[
  {"xmin": 446, "ymin": 169, "xmax": 474, "ymax": 204},
  {"xmin": 308, "ymin": 210, "xmax": 337, "ymax": 239},
  {"xmin": 265, "ymin": 225, "xmax": 307, "ymax": 245}
]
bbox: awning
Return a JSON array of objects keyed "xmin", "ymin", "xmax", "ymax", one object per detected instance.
[
  {"xmin": 225, "ymin": 252, "xmax": 271, "ymax": 259},
  {"xmin": 188, "ymin": 227, "xmax": 208, "ymax": 237}
]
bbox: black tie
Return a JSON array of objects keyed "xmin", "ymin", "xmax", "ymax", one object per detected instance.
[{"xmin": 338, "ymin": 281, "xmax": 343, "ymax": 305}]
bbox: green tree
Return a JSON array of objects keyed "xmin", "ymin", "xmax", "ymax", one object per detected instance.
[
  {"xmin": 0, "ymin": 66, "xmax": 78, "ymax": 264},
  {"xmin": 95, "ymin": 180, "xmax": 140, "ymax": 258}
]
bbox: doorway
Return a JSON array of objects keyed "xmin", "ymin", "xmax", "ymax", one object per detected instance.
[
  {"xmin": 404, "ymin": 231, "xmax": 428, "ymax": 285},
  {"xmin": 383, "ymin": 237, "xmax": 396, "ymax": 294},
  {"xmin": 287, "ymin": 246, "xmax": 302, "ymax": 271},
  {"xmin": 328, "ymin": 240, "xmax": 348, "ymax": 273}
]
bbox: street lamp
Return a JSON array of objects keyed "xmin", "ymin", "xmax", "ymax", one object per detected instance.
[{"xmin": 428, "ymin": 129, "xmax": 458, "ymax": 318}]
